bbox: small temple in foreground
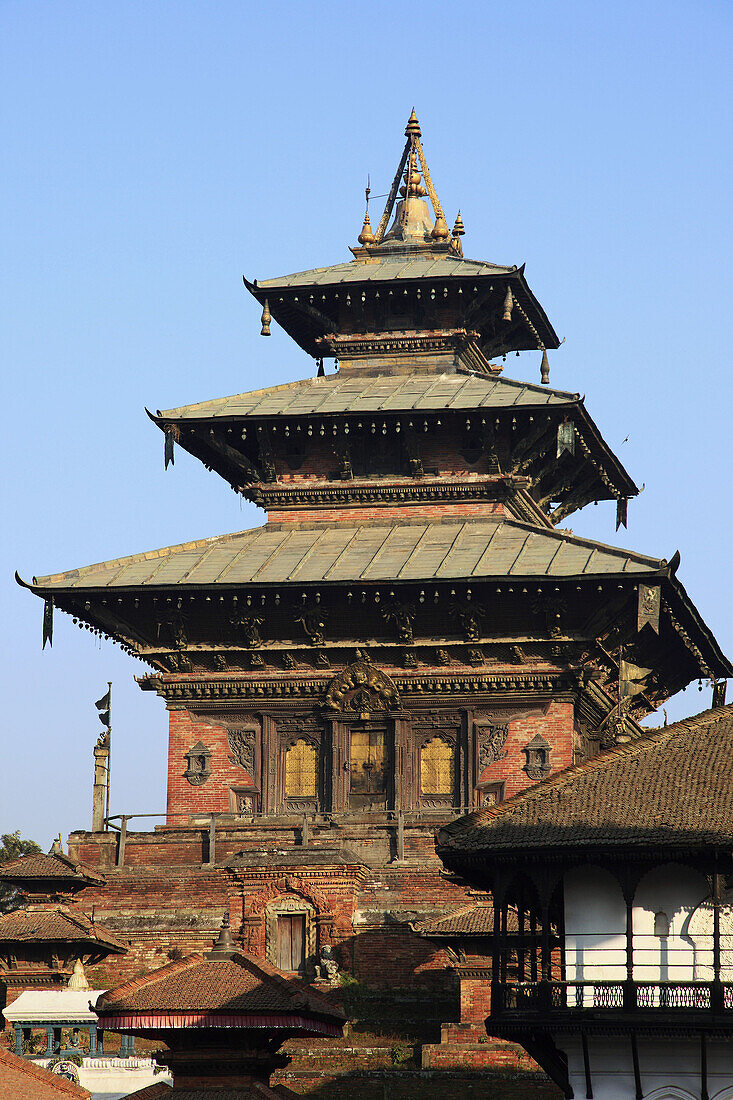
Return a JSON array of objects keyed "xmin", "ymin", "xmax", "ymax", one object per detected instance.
[{"xmin": 7, "ymin": 111, "xmax": 730, "ymax": 1095}]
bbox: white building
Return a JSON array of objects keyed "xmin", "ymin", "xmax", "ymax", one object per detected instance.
[
  {"xmin": 3, "ymin": 964, "xmax": 171, "ymax": 1100},
  {"xmin": 437, "ymin": 703, "xmax": 733, "ymax": 1100}
]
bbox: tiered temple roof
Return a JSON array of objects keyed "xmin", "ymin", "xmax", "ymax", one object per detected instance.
[{"xmin": 17, "ymin": 109, "xmax": 731, "ymax": 728}]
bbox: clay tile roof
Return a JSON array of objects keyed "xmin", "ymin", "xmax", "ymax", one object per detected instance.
[
  {"xmin": 0, "ymin": 905, "xmax": 126, "ymax": 952},
  {"xmin": 0, "ymin": 851, "xmax": 103, "ymax": 884},
  {"xmin": 412, "ymin": 905, "xmax": 520, "ymax": 936},
  {"xmin": 95, "ymin": 951, "xmax": 345, "ymax": 1026},
  {"xmin": 438, "ymin": 703, "xmax": 733, "ymax": 859},
  {"xmin": 0, "ymin": 1048, "xmax": 91, "ymax": 1098}
]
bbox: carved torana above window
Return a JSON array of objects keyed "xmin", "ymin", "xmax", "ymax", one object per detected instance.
[{"xmin": 324, "ymin": 658, "xmax": 400, "ymax": 716}]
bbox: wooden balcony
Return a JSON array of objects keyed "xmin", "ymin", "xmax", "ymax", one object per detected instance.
[{"xmin": 493, "ymin": 978, "xmax": 733, "ymax": 1025}]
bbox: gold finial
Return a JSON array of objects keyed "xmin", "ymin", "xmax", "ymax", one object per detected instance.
[
  {"xmin": 431, "ymin": 212, "xmax": 450, "ymax": 240},
  {"xmin": 260, "ymin": 298, "xmax": 271, "ymax": 337},
  {"xmin": 358, "ymin": 180, "xmax": 376, "ymax": 245},
  {"xmin": 502, "ymin": 287, "xmax": 513, "ymax": 322},
  {"xmin": 451, "ymin": 211, "xmax": 465, "ymax": 256},
  {"xmin": 540, "ymin": 348, "xmax": 550, "ymax": 384},
  {"xmin": 405, "ymin": 107, "xmax": 421, "ymax": 138}
]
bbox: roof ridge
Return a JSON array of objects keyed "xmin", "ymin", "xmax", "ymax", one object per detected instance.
[{"xmin": 441, "ymin": 702, "xmax": 733, "ymax": 839}]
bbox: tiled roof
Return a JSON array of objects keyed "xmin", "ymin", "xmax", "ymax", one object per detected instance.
[
  {"xmin": 0, "ymin": 905, "xmax": 126, "ymax": 952},
  {"xmin": 158, "ymin": 371, "xmax": 577, "ymax": 421},
  {"xmin": 96, "ymin": 951, "xmax": 345, "ymax": 1024},
  {"xmin": 0, "ymin": 851, "xmax": 102, "ymax": 883},
  {"xmin": 0, "ymin": 1049, "xmax": 91, "ymax": 1098},
  {"xmin": 438, "ymin": 703, "xmax": 733, "ymax": 858},
  {"xmin": 253, "ymin": 254, "xmax": 515, "ymax": 291},
  {"xmin": 31, "ymin": 517, "xmax": 663, "ymax": 591},
  {"xmin": 413, "ymin": 905, "xmax": 503, "ymax": 936}
]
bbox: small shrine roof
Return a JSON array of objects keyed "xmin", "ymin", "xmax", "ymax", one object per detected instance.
[
  {"xmin": 0, "ymin": 851, "xmax": 103, "ymax": 884},
  {"xmin": 252, "ymin": 253, "xmax": 515, "ymax": 291},
  {"xmin": 0, "ymin": 1049, "xmax": 91, "ymax": 1099},
  {"xmin": 95, "ymin": 949, "xmax": 345, "ymax": 1034},
  {"xmin": 437, "ymin": 702, "xmax": 733, "ymax": 859},
  {"xmin": 29, "ymin": 518, "xmax": 663, "ymax": 591},
  {"xmin": 158, "ymin": 371, "xmax": 578, "ymax": 421},
  {"xmin": 3, "ymin": 987, "xmax": 107, "ymax": 1024},
  {"xmin": 0, "ymin": 905, "xmax": 126, "ymax": 952}
]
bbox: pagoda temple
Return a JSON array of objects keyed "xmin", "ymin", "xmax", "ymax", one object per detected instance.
[{"xmin": 12, "ymin": 111, "xmax": 731, "ymax": 1091}]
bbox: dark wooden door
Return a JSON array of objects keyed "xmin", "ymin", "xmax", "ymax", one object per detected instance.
[
  {"xmin": 349, "ymin": 726, "xmax": 388, "ymax": 810},
  {"xmin": 277, "ymin": 914, "xmax": 306, "ymax": 973}
]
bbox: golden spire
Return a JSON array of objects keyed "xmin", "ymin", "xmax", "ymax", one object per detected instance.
[
  {"xmin": 405, "ymin": 107, "xmax": 421, "ymax": 137},
  {"xmin": 371, "ymin": 110, "xmax": 455, "ymax": 248}
]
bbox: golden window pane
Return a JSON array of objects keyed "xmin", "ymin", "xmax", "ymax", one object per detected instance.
[
  {"xmin": 285, "ymin": 739, "xmax": 317, "ymax": 798},
  {"xmin": 421, "ymin": 736, "xmax": 456, "ymax": 795}
]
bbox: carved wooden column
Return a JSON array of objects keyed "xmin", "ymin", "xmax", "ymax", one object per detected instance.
[
  {"xmin": 330, "ymin": 720, "xmax": 349, "ymax": 813},
  {"xmin": 261, "ymin": 716, "xmax": 278, "ymax": 813},
  {"xmin": 393, "ymin": 717, "xmax": 410, "ymax": 814}
]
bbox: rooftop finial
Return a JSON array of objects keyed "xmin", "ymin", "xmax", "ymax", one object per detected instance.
[
  {"xmin": 68, "ymin": 959, "xmax": 89, "ymax": 991},
  {"xmin": 405, "ymin": 107, "xmax": 421, "ymax": 137},
  {"xmin": 207, "ymin": 912, "xmax": 235, "ymax": 959},
  {"xmin": 358, "ymin": 178, "xmax": 376, "ymax": 246},
  {"xmin": 451, "ymin": 211, "xmax": 465, "ymax": 256}
]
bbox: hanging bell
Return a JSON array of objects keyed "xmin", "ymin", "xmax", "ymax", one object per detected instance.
[
  {"xmin": 540, "ymin": 348, "xmax": 550, "ymax": 384},
  {"xmin": 502, "ymin": 287, "xmax": 513, "ymax": 322},
  {"xmin": 260, "ymin": 299, "xmax": 271, "ymax": 337}
]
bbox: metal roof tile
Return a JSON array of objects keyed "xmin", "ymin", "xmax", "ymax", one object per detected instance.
[{"xmin": 32, "ymin": 520, "xmax": 663, "ymax": 591}]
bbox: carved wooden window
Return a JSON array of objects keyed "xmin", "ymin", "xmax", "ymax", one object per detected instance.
[
  {"xmin": 285, "ymin": 739, "xmax": 317, "ymax": 798},
  {"xmin": 420, "ymin": 736, "xmax": 456, "ymax": 796}
]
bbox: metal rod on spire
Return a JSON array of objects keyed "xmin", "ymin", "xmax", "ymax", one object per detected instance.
[{"xmin": 105, "ymin": 681, "xmax": 112, "ymax": 829}]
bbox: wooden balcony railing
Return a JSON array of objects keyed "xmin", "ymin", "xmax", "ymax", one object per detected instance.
[{"xmin": 496, "ymin": 980, "xmax": 732, "ymax": 1016}]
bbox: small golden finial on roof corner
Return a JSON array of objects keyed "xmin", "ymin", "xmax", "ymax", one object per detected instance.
[
  {"xmin": 358, "ymin": 180, "xmax": 376, "ymax": 246},
  {"xmin": 405, "ymin": 107, "xmax": 421, "ymax": 137},
  {"xmin": 451, "ymin": 211, "xmax": 465, "ymax": 255}
]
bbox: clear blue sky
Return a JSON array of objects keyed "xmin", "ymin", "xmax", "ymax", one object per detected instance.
[{"xmin": 2, "ymin": 1, "xmax": 731, "ymax": 849}]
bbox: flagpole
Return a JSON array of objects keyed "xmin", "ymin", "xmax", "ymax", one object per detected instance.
[{"xmin": 105, "ymin": 681, "xmax": 112, "ymax": 831}]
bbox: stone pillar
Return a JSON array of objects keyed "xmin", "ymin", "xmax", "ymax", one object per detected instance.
[
  {"xmin": 46, "ymin": 1026, "xmax": 54, "ymax": 1055},
  {"xmin": 93, "ymin": 742, "xmax": 109, "ymax": 832},
  {"xmin": 13, "ymin": 1024, "xmax": 22, "ymax": 1056}
]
